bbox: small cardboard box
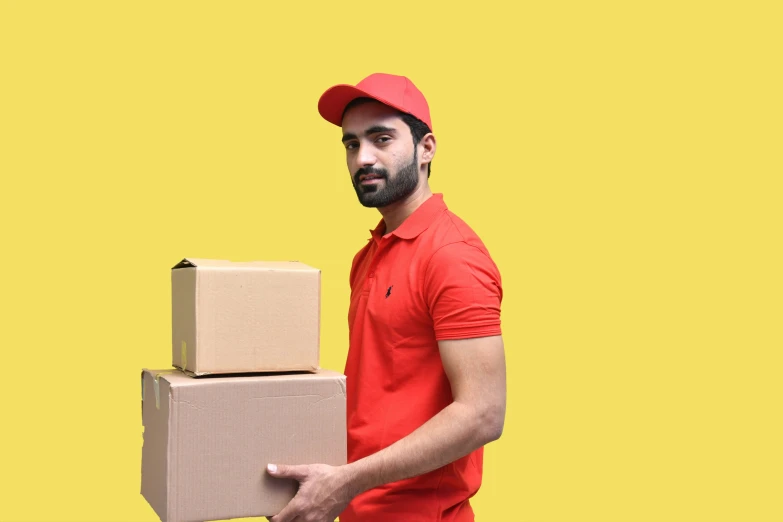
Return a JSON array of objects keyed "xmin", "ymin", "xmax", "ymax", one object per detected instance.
[
  {"xmin": 140, "ymin": 368, "xmax": 347, "ymax": 521},
  {"xmin": 172, "ymin": 258, "xmax": 320, "ymax": 375}
]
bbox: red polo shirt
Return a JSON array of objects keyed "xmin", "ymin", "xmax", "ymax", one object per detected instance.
[{"xmin": 340, "ymin": 193, "xmax": 503, "ymax": 522}]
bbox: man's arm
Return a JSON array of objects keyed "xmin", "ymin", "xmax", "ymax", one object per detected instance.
[
  {"xmin": 343, "ymin": 334, "xmax": 506, "ymax": 492},
  {"xmin": 266, "ymin": 334, "xmax": 506, "ymax": 522}
]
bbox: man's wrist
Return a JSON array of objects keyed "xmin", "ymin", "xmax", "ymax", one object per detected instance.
[{"xmin": 339, "ymin": 458, "xmax": 377, "ymax": 499}]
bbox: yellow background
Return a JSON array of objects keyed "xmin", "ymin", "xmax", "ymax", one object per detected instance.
[{"xmin": 1, "ymin": 1, "xmax": 781, "ymax": 521}]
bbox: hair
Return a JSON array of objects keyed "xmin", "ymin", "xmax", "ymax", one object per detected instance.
[{"xmin": 342, "ymin": 97, "xmax": 433, "ymax": 177}]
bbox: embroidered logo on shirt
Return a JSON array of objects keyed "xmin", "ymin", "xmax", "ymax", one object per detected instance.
[{"xmin": 385, "ymin": 285, "xmax": 393, "ymax": 298}]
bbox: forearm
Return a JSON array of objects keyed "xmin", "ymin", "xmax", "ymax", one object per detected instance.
[{"xmin": 341, "ymin": 400, "xmax": 500, "ymax": 497}]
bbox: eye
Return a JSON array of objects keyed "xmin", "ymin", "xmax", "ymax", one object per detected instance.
[
  {"xmin": 376, "ymin": 136, "xmax": 392, "ymax": 144},
  {"xmin": 345, "ymin": 141, "xmax": 358, "ymax": 150}
]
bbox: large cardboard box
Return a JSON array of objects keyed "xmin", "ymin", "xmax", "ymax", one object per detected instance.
[
  {"xmin": 140, "ymin": 368, "xmax": 347, "ymax": 522},
  {"xmin": 172, "ymin": 258, "xmax": 320, "ymax": 375}
]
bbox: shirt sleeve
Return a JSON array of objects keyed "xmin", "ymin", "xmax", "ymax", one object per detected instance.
[{"xmin": 423, "ymin": 241, "xmax": 503, "ymax": 341}]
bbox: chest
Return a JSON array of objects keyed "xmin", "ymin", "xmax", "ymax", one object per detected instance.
[{"xmin": 348, "ymin": 240, "xmax": 432, "ymax": 339}]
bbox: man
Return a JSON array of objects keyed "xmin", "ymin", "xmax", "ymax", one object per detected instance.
[{"xmin": 267, "ymin": 73, "xmax": 506, "ymax": 522}]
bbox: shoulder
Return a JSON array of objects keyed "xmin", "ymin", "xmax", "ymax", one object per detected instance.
[
  {"xmin": 424, "ymin": 209, "xmax": 499, "ymax": 276},
  {"xmin": 419, "ymin": 210, "xmax": 504, "ymax": 337}
]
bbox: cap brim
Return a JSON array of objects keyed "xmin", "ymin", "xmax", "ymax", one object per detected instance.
[{"xmin": 317, "ymin": 84, "xmax": 401, "ymax": 127}]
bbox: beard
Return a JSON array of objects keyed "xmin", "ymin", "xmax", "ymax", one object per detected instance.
[{"xmin": 352, "ymin": 150, "xmax": 420, "ymax": 208}]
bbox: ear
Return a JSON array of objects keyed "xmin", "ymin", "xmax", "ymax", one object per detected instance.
[{"xmin": 420, "ymin": 133, "xmax": 436, "ymax": 166}]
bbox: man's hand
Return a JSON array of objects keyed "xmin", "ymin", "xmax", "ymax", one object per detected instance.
[{"xmin": 265, "ymin": 463, "xmax": 354, "ymax": 522}]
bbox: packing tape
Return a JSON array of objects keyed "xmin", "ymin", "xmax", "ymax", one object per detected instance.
[
  {"xmin": 152, "ymin": 370, "xmax": 179, "ymax": 410},
  {"xmin": 154, "ymin": 375, "xmax": 161, "ymax": 409}
]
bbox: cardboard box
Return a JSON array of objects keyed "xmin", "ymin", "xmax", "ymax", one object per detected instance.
[
  {"xmin": 140, "ymin": 368, "xmax": 347, "ymax": 522},
  {"xmin": 172, "ymin": 258, "xmax": 321, "ymax": 375}
]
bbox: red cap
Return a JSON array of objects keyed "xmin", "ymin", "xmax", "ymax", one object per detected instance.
[{"xmin": 318, "ymin": 73, "xmax": 433, "ymax": 131}]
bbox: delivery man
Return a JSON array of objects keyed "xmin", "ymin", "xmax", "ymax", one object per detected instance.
[{"xmin": 267, "ymin": 73, "xmax": 507, "ymax": 522}]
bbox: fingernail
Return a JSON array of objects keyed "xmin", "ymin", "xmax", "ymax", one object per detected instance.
[{"xmin": 267, "ymin": 464, "xmax": 277, "ymax": 473}]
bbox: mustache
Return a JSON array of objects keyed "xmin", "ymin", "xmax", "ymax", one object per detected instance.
[{"xmin": 354, "ymin": 167, "xmax": 388, "ymax": 183}]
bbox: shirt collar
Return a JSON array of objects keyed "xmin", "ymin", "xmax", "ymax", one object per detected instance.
[{"xmin": 369, "ymin": 193, "xmax": 448, "ymax": 241}]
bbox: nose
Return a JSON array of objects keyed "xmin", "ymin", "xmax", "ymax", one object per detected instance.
[{"xmin": 357, "ymin": 142, "xmax": 377, "ymax": 167}]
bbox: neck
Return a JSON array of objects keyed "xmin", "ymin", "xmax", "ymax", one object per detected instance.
[{"xmin": 379, "ymin": 182, "xmax": 433, "ymax": 235}]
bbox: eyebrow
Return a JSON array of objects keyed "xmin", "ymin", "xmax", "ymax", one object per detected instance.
[{"xmin": 341, "ymin": 126, "xmax": 398, "ymax": 143}]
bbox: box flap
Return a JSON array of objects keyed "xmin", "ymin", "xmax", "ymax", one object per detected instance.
[
  {"xmin": 172, "ymin": 257, "xmax": 319, "ymax": 271},
  {"xmin": 162, "ymin": 368, "xmax": 345, "ymax": 389},
  {"xmin": 172, "ymin": 258, "xmax": 198, "ymax": 269}
]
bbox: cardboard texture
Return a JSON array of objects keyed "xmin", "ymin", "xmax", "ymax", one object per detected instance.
[
  {"xmin": 172, "ymin": 258, "xmax": 321, "ymax": 375},
  {"xmin": 141, "ymin": 368, "xmax": 347, "ymax": 522}
]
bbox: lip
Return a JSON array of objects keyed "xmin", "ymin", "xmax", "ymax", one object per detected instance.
[{"xmin": 359, "ymin": 175, "xmax": 384, "ymax": 184}]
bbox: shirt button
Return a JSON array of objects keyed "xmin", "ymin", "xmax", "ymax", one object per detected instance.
[{"xmin": 369, "ymin": 272, "xmax": 375, "ymax": 278}]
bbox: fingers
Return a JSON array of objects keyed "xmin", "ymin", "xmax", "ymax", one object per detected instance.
[
  {"xmin": 268, "ymin": 498, "xmax": 302, "ymax": 522},
  {"xmin": 266, "ymin": 464, "xmax": 306, "ymax": 522},
  {"xmin": 267, "ymin": 463, "xmax": 309, "ymax": 481}
]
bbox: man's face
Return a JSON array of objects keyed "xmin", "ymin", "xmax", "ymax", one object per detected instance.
[{"xmin": 341, "ymin": 101, "xmax": 419, "ymax": 208}]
